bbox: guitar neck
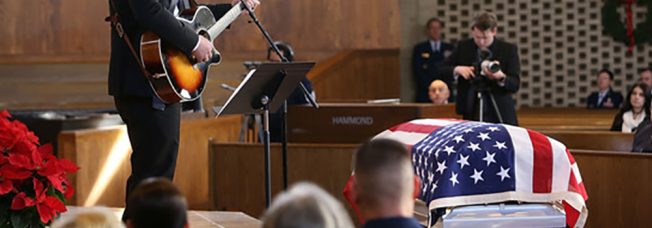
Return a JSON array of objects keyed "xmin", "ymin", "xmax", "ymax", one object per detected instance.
[{"xmin": 207, "ymin": 2, "xmax": 244, "ymax": 40}]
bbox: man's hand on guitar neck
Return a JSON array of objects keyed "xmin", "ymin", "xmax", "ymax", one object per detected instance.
[
  {"xmin": 192, "ymin": 36, "xmax": 213, "ymax": 63},
  {"xmin": 232, "ymin": 0, "xmax": 260, "ymax": 12}
]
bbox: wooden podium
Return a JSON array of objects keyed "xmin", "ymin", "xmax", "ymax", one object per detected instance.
[{"xmin": 287, "ymin": 103, "xmax": 460, "ymax": 143}]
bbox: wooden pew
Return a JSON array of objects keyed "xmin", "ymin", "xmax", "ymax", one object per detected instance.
[
  {"xmin": 518, "ymin": 108, "xmax": 618, "ymax": 131},
  {"xmin": 58, "ymin": 115, "xmax": 242, "ymax": 209},
  {"xmin": 540, "ymin": 130, "xmax": 633, "ymax": 151},
  {"xmin": 210, "ymin": 143, "xmax": 652, "ymax": 227}
]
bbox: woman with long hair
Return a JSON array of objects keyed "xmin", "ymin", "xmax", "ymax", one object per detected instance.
[{"xmin": 611, "ymin": 83, "xmax": 650, "ymax": 132}]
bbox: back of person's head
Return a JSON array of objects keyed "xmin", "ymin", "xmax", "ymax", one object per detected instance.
[
  {"xmin": 471, "ymin": 11, "xmax": 498, "ymax": 31},
  {"xmin": 126, "ymin": 178, "xmax": 187, "ymax": 228},
  {"xmin": 353, "ymin": 138, "xmax": 415, "ymax": 209},
  {"xmin": 268, "ymin": 41, "xmax": 295, "ymax": 62},
  {"xmin": 52, "ymin": 207, "xmax": 124, "ymax": 228},
  {"xmin": 262, "ymin": 182, "xmax": 354, "ymax": 228}
]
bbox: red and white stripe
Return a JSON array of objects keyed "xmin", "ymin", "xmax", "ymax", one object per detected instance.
[
  {"xmin": 373, "ymin": 119, "xmax": 461, "ymax": 147},
  {"xmin": 503, "ymin": 124, "xmax": 588, "ymax": 227}
]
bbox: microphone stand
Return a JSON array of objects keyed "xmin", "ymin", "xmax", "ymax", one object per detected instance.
[{"xmin": 239, "ymin": 0, "xmax": 319, "ymax": 196}]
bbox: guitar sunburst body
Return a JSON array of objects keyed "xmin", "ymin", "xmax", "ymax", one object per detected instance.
[{"xmin": 140, "ymin": 4, "xmax": 243, "ymax": 103}]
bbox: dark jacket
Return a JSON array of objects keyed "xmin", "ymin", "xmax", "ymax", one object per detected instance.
[
  {"xmin": 412, "ymin": 40, "xmax": 455, "ymax": 103},
  {"xmin": 632, "ymin": 118, "xmax": 652, "ymax": 153},
  {"xmin": 108, "ymin": 0, "xmax": 231, "ymax": 98},
  {"xmin": 586, "ymin": 88, "xmax": 624, "ymax": 109},
  {"xmin": 440, "ymin": 38, "xmax": 521, "ymax": 126}
]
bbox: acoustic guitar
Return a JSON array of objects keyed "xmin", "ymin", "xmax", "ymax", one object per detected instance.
[{"xmin": 140, "ymin": 2, "xmax": 245, "ymax": 103}]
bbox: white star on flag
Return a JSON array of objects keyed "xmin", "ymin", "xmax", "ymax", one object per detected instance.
[
  {"xmin": 477, "ymin": 132, "xmax": 491, "ymax": 141},
  {"xmin": 436, "ymin": 160, "xmax": 447, "ymax": 174},
  {"xmin": 467, "ymin": 142, "xmax": 481, "ymax": 152},
  {"xmin": 453, "ymin": 135, "xmax": 465, "ymax": 143},
  {"xmin": 482, "ymin": 151, "xmax": 496, "ymax": 166},
  {"xmin": 450, "ymin": 172, "xmax": 459, "ymax": 186},
  {"xmin": 487, "ymin": 126, "xmax": 500, "ymax": 132},
  {"xmin": 470, "ymin": 169, "xmax": 484, "ymax": 184},
  {"xmin": 457, "ymin": 154, "xmax": 470, "ymax": 169},
  {"xmin": 443, "ymin": 145, "xmax": 456, "ymax": 155},
  {"xmin": 497, "ymin": 166, "xmax": 511, "ymax": 181},
  {"xmin": 493, "ymin": 141, "xmax": 507, "ymax": 150}
]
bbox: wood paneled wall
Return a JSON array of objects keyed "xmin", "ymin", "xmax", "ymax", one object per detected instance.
[
  {"xmin": 0, "ymin": 0, "xmax": 400, "ymax": 64},
  {"xmin": 307, "ymin": 49, "xmax": 401, "ymax": 102}
]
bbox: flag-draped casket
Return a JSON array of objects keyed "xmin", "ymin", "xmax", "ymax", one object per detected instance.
[{"xmin": 344, "ymin": 119, "xmax": 588, "ymax": 227}]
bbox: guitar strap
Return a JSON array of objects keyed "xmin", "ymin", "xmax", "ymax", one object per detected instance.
[{"xmin": 105, "ymin": 0, "xmax": 153, "ymax": 80}]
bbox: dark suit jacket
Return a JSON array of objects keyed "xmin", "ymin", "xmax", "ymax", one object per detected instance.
[
  {"xmin": 440, "ymin": 38, "xmax": 521, "ymax": 126},
  {"xmin": 586, "ymin": 88, "xmax": 623, "ymax": 109},
  {"xmin": 108, "ymin": 0, "xmax": 231, "ymax": 98},
  {"xmin": 412, "ymin": 40, "xmax": 455, "ymax": 102}
]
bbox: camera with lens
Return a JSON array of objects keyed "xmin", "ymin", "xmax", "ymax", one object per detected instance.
[{"xmin": 481, "ymin": 60, "xmax": 501, "ymax": 74}]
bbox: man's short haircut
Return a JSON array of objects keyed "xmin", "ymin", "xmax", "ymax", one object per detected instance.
[
  {"xmin": 426, "ymin": 17, "xmax": 443, "ymax": 28},
  {"xmin": 471, "ymin": 11, "xmax": 498, "ymax": 31},
  {"xmin": 353, "ymin": 138, "xmax": 413, "ymax": 207},
  {"xmin": 262, "ymin": 182, "xmax": 354, "ymax": 228},
  {"xmin": 127, "ymin": 178, "xmax": 187, "ymax": 228},
  {"xmin": 598, "ymin": 69, "xmax": 615, "ymax": 80},
  {"xmin": 638, "ymin": 67, "xmax": 652, "ymax": 74}
]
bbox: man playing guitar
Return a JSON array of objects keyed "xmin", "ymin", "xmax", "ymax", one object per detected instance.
[{"xmin": 107, "ymin": 0, "xmax": 259, "ymax": 221}]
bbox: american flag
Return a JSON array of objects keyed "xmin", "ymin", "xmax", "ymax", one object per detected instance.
[{"xmin": 344, "ymin": 119, "xmax": 588, "ymax": 228}]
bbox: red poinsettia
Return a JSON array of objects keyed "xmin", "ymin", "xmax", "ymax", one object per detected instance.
[{"xmin": 0, "ymin": 110, "xmax": 79, "ymax": 227}]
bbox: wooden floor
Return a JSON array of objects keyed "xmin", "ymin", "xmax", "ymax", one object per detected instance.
[{"xmin": 61, "ymin": 206, "xmax": 260, "ymax": 228}]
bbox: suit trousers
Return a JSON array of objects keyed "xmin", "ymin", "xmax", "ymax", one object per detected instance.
[{"xmin": 114, "ymin": 96, "xmax": 181, "ymax": 220}]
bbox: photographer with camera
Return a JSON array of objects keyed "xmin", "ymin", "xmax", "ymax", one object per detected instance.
[{"xmin": 441, "ymin": 11, "xmax": 520, "ymax": 125}]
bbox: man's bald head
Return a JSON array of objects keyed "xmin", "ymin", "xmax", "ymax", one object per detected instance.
[{"xmin": 429, "ymin": 80, "xmax": 450, "ymax": 104}]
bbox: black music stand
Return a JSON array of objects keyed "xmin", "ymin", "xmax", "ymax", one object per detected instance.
[{"xmin": 216, "ymin": 62, "xmax": 315, "ymax": 207}]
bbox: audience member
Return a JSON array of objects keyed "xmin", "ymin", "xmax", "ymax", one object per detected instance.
[
  {"xmin": 632, "ymin": 97, "xmax": 652, "ymax": 153},
  {"xmin": 125, "ymin": 178, "xmax": 188, "ymax": 228},
  {"xmin": 412, "ymin": 18, "xmax": 455, "ymax": 103},
  {"xmin": 262, "ymin": 182, "xmax": 354, "ymax": 228},
  {"xmin": 610, "ymin": 83, "xmax": 649, "ymax": 132},
  {"xmin": 267, "ymin": 41, "xmax": 315, "ymax": 142},
  {"xmin": 429, "ymin": 80, "xmax": 450, "ymax": 105},
  {"xmin": 52, "ymin": 207, "xmax": 124, "ymax": 228},
  {"xmin": 638, "ymin": 67, "xmax": 652, "ymax": 94},
  {"xmin": 351, "ymin": 139, "xmax": 421, "ymax": 228},
  {"xmin": 587, "ymin": 69, "xmax": 623, "ymax": 109}
]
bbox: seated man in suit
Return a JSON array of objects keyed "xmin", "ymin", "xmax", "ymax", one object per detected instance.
[
  {"xmin": 429, "ymin": 79, "xmax": 450, "ymax": 105},
  {"xmin": 351, "ymin": 139, "xmax": 421, "ymax": 228},
  {"xmin": 412, "ymin": 18, "xmax": 455, "ymax": 103},
  {"xmin": 586, "ymin": 69, "xmax": 623, "ymax": 109}
]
